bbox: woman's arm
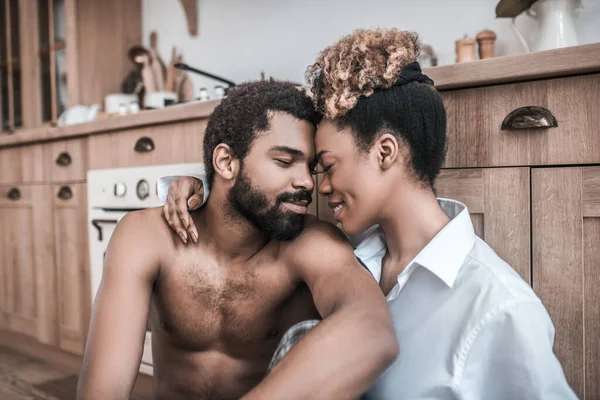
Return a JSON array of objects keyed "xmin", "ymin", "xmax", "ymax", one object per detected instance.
[{"xmin": 158, "ymin": 175, "xmax": 207, "ymax": 243}]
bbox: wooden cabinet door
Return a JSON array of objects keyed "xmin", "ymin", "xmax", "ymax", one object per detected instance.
[
  {"xmin": 87, "ymin": 120, "xmax": 206, "ymax": 170},
  {"xmin": 532, "ymin": 167, "xmax": 600, "ymax": 399},
  {"xmin": 436, "ymin": 168, "xmax": 531, "ymax": 283},
  {"xmin": 0, "ymin": 184, "xmax": 57, "ymax": 345},
  {"xmin": 53, "ymin": 183, "xmax": 90, "ymax": 354}
]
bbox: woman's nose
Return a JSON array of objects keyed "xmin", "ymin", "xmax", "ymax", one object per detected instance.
[{"xmin": 318, "ymin": 174, "xmax": 332, "ymax": 195}]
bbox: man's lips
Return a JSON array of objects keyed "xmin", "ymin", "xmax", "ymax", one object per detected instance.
[{"xmin": 281, "ymin": 200, "xmax": 309, "ymax": 214}]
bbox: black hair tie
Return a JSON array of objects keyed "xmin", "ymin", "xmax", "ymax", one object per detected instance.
[{"xmin": 395, "ymin": 61, "xmax": 434, "ymax": 86}]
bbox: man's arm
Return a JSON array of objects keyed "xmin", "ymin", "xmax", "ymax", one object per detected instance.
[
  {"xmin": 244, "ymin": 217, "xmax": 398, "ymax": 400},
  {"xmin": 456, "ymin": 300, "xmax": 577, "ymax": 400},
  {"xmin": 77, "ymin": 211, "xmax": 160, "ymax": 400}
]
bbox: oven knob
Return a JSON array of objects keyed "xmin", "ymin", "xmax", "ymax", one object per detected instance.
[
  {"xmin": 114, "ymin": 182, "xmax": 127, "ymax": 197},
  {"xmin": 137, "ymin": 179, "xmax": 150, "ymax": 200}
]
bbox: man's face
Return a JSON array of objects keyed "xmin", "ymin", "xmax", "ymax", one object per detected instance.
[{"xmin": 227, "ymin": 112, "xmax": 317, "ymax": 241}]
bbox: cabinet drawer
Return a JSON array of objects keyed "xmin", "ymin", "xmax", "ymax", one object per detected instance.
[
  {"xmin": 0, "ymin": 185, "xmax": 35, "ymax": 207},
  {"xmin": 0, "ymin": 144, "xmax": 46, "ymax": 184},
  {"xmin": 45, "ymin": 138, "xmax": 88, "ymax": 183},
  {"xmin": 88, "ymin": 120, "xmax": 207, "ymax": 169},
  {"xmin": 442, "ymin": 73, "xmax": 600, "ymax": 168}
]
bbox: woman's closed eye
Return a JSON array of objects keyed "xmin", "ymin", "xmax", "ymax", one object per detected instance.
[
  {"xmin": 275, "ymin": 158, "xmax": 293, "ymax": 166},
  {"xmin": 312, "ymin": 164, "xmax": 332, "ymax": 175}
]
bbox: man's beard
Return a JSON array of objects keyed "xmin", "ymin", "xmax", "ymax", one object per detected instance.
[{"xmin": 227, "ymin": 168, "xmax": 312, "ymax": 241}]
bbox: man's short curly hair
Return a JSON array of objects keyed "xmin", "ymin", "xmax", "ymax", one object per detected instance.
[
  {"xmin": 203, "ymin": 80, "xmax": 322, "ymax": 184},
  {"xmin": 305, "ymin": 29, "xmax": 447, "ymax": 187}
]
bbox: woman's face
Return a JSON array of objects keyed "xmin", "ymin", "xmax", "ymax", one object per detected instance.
[{"xmin": 315, "ymin": 119, "xmax": 384, "ymax": 236}]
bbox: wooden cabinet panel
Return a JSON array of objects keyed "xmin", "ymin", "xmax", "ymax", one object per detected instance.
[
  {"xmin": 52, "ymin": 183, "xmax": 90, "ymax": 354},
  {"xmin": 0, "ymin": 184, "xmax": 57, "ymax": 345},
  {"xmin": 0, "ymin": 144, "xmax": 46, "ymax": 184},
  {"xmin": 75, "ymin": 0, "xmax": 141, "ymax": 107},
  {"xmin": 532, "ymin": 166, "xmax": 600, "ymax": 399},
  {"xmin": 442, "ymin": 73, "xmax": 600, "ymax": 168},
  {"xmin": 436, "ymin": 168, "xmax": 531, "ymax": 283},
  {"xmin": 45, "ymin": 138, "xmax": 88, "ymax": 183},
  {"xmin": 87, "ymin": 120, "xmax": 206, "ymax": 170}
]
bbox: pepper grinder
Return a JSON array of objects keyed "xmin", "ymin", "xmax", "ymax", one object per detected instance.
[
  {"xmin": 476, "ymin": 29, "xmax": 497, "ymax": 59},
  {"xmin": 455, "ymin": 35, "xmax": 476, "ymax": 63}
]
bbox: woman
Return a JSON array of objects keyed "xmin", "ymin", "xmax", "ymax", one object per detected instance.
[{"xmin": 159, "ymin": 29, "xmax": 575, "ymax": 399}]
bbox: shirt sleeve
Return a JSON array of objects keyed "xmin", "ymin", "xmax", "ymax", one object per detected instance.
[
  {"xmin": 156, "ymin": 174, "xmax": 210, "ymax": 206},
  {"xmin": 456, "ymin": 300, "xmax": 578, "ymax": 400}
]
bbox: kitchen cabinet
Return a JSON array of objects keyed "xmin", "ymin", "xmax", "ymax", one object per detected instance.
[
  {"xmin": 532, "ymin": 167, "xmax": 600, "ymax": 398},
  {"xmin": 88, "ymin": 119, "xmax": 206, "ymax": 170},
  {"xmin": 52, "ymin": 182, "xmax": 90, "ymax": 355},
  {"xmin": 435, "ymin": 168, "xmax": 531, "ymax": 283},
  {"xmin": 2, "ymin": 0, "xmax": 141, "ymax": 132},
  {"xmin": 0, "ymin": 143, "xmax": 46, "ymax": 184},
  {"xmin": 45, "ymin": 137, "xmax": 87, "ymax": 183},
  {"xmin": 0, "ymin": 182, "xmax": 90, "ymax": 355},
  {"xmin": 434, "ymin": 70, "xmax": 600, "ymax": 398},
  {"xmin": 0, "ymin": 184, "xmax": 57, "ymax": 345},
  {"xmin": 442, "ymin": 73, "xmax": 600, "ymax": 168}
]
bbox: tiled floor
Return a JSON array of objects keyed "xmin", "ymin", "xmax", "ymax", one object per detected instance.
[{"xmin": 0, "ymin": 345, "xmax": 149, "ymax": 400}]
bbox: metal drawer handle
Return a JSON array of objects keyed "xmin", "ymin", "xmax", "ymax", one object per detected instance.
[
  {"xmin": 55, "ymin": 151, "xmax": 72, "ymax": 166},
  {"xmin": 501, "ymin": 106, "xmax": 558, "ymax": 130},
  {"xmin": 134, "ymin": 136, "xmax": 155, "ymax": 153},
  {"xmin": 57, "ymin": 186, "xmax": 73, "ymax": 200},
  {"xmin": 7, "ymin": 187, "xmax": 20, "ymax": 200}
]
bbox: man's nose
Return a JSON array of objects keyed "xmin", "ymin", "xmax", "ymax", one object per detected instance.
[{"xmin": 292, "ymin": 168, "xmax": 315, "ymax": 192}]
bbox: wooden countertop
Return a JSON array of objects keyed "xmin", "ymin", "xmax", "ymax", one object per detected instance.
[
  {"xmin": 1, "ymin": 43, "xmax": 599, "ymax": 149},
  {"xmin": 425, "ymin": 42, "xmax": 600, "ymax": 90},
  {"xmin": 0, "ymin": 99, "xmax": 220, "ymax": 148}
]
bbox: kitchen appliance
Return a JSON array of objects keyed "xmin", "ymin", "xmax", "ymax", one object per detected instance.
[
  {"xmin": 512, "ymin": 0, "xmax": 582, "ymax": 52},
  {"xmin": 87, "ymin": 162, "xmax": 205, "ymax": 376},
  {"xmin": 174, "ymin": 63, "xmax": 236, "ymax": 99}
]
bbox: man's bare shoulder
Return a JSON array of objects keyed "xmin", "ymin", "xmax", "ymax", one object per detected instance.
[
  {"xmin": 112, "ymin": 207, "xmax": 180, "ymax": 254},
  {"xmin": 294, "ymin": 215, "xmax": 350, "ymax": 248},
  {"xmin": 281, "ymin": 215, "xmax": 355, "ymax": 271}
]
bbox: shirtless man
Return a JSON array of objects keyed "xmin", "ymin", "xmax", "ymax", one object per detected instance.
[{"xmin": 76, "ymin": 81, "xmax": 398, "ymax": 400}]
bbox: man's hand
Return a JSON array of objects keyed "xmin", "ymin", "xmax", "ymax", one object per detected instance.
[{"xmin": 162, "ymin": 176, "xmax": 204, "ymax": 244}]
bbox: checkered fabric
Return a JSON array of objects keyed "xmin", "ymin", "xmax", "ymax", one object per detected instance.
[{"xmin": 267, "ymin": 319, "xmax": 320, "ymax": 373}]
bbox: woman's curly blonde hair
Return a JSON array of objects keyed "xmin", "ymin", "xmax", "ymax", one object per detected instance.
[{"xmin": 306, "ymin": 29, "xmax": 421, "ymax": 119}]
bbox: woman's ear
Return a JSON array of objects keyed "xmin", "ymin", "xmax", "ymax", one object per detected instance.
[
  {"xmin": 375, "ymin": 133, "xmax": 400, "ymax": 171},
  {"xmin": 212, "ymin": 144, "xmax": 239, "ymax": 180}
]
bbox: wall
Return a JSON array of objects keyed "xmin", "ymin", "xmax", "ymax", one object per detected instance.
[{"xmin": 142, "ymin": 0, "xmax": 599, "ymax": 98}]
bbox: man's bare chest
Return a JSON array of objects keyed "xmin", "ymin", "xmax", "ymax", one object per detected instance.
[{"xmin": 150, "ymin": 253, "xmax": 317, "ymax": 357}]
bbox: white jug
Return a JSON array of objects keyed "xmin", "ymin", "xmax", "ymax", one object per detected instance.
[{"xmin": 512, "ymin": 0, "xmax": 582, "ymax": 52}]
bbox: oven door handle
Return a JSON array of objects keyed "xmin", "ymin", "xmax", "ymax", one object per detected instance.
[{"xmin": 91, "ymin": 219, "xmax": 119, "ymax": 241}]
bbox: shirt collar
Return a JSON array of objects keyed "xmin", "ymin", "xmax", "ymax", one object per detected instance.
[
  {"xmin": 350, "ymin": 198, "xmax": 476, "ymax": 288},
  {"xmin": 408, "ymin": 198, "xmax": 476, "ymax": 287}
]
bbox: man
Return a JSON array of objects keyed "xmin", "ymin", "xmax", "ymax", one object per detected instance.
[{"xmin": 76, "ymin": 81, "xmax": 397, "ymax": 400}]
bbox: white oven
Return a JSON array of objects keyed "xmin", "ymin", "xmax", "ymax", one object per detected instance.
[{"xmin": 87, "ymin": 162, "xmax": 204, "ymax": 376}]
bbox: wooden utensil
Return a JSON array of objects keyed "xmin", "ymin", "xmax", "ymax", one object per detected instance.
[
  {"xmin": 128, "ymin": 46, "xmax": 157, "ymax": 94},
  {"xmin": 174, "ymin": 55, "xmax": 194, "ymax": 102},
  {"xmin": 149, "ymin": 31, "xmax": 166, "ymax": 91},
  {"xmin": 165, "ymin": 47, "xmax": 177, "ymax": 92}
]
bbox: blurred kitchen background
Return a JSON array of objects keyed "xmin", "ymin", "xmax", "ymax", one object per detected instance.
[
  {"xmin": 143, "ymin": 0, "xmax": 600, "ymax": 91},
  {"xmin": 1, "ymin": 1, "xmax": 599, "ymax": 399}
]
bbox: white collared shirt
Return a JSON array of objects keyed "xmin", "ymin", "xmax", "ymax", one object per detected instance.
[
  {"xmin": 359, "ymin": 198, "xmax": 576, "ymax": 399},
  {"xmin": 157, "ymin": 176, "xmax": 576, "ymax": 399}
]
